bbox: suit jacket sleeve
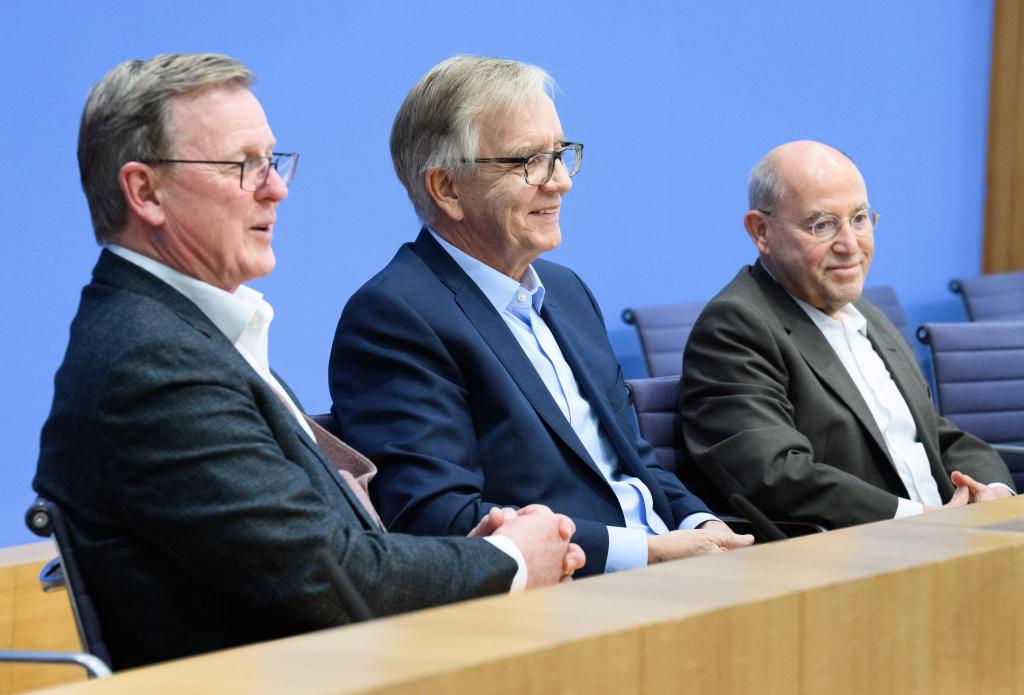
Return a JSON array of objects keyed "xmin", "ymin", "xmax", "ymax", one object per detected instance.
[
  {"xmin": 330, "ymin": 282, "xmax": 615, "ymax": 573},
  {"xmin": 680, "ymin": 297, "xmax": 904, "ymax": 527},
  {"xmin": 98, "ymin": 337, "xmax": 515, "ymax": 629}
]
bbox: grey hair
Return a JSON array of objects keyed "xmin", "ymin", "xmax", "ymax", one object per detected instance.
[
  {"xmin": 78, "ymin": 53, "xmax": 253, "ymax": 243},
  {"xmin": 390, "ymin": 55, "xmax": 555, "ymax": 225},
  {"xmin": 747, "ymin": 152, "xmax": 785, "ymax": 211}
]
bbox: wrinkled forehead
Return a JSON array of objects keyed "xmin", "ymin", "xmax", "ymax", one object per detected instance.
[
  {"xmin": 168, "ymin": 86, "xmax": 272, "ymax": 154},
  {"xmin": 778, "ymin": 152, "xmax": 868, "ymax": 216},
  {"xmin": 475, "ymin": 92, "xmax": 562, "ymax": 150}
]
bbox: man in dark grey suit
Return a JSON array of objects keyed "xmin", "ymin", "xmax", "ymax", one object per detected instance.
[
  {"xmin": 680, "ymin": 140, "xmax": 1014, "ymax": 529},
  {"xmin": 34, "ymin": 53, "xmax": 582, "ymax": 671}
]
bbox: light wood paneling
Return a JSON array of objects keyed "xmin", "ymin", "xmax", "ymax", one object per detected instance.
[
  {"xmin": 985, "ymin": 0, "xmax": 1024, "ymax": 272},
  {"xmin": 20, "ymin": 496, "xmax": 1024, "ymax": 695},
  {"xmin": 0, "ymin": 541, "xmax": 85, "ymax": 695}
]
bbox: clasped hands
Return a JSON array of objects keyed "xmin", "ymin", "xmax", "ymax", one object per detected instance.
[
  {"xmin": 923, "ymin": 470, "xmax": 1013, "ymax": 512},
  {"xmin": 468, "ymin": 504, "xmax": 585, "ymax": 587}
]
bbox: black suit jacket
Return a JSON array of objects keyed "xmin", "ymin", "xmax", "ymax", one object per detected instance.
[
  {"xmin": 329, "ymin": 230, "xmax": 710, "ymax": 574},
  {"xmin": 680, "ymin": 262, "xmax": 1013, "ymax": 528},
  {"xmin": 34, "ymin": 250, "xmax": 516, "ymax": 670}
]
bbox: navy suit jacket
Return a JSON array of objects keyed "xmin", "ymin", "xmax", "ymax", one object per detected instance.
[
  {"xmin": 330, "ymin": 230, "xmax": 710, "ymax": 574},
  {"xmin": 34, "ymin": 250, "xmax": 516, "ymax": 670}
]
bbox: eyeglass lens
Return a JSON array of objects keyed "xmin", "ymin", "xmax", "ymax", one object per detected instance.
[
  {"xmin": 811, "ymin": 210, "xmax": 877, "ymax": 239},
  {"xmin": 524, "ymin": 145, "xmax": 581, "ymax": 185},
  {"xmin": 241, "ymin": 154, "xmax": 298, "ymax": 191}
]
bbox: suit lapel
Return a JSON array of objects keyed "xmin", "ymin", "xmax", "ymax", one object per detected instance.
[
  {"xmin": 412, "ymin": 231, "xmax": 603, "ymax": 477},
  {"xmin": 752, "ymin": 264, "xmax": 895, "ymax": 468},
  {"xmin": 540, "ymin": 291, "xmax": 673, "ymax": 513},
  {"xmin": 863, "ymin": 313, "xmax": 954, "ymax": 498}
]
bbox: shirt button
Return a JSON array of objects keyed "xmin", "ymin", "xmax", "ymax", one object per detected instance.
[{"xmin": 517, "ymin": 293, "xmax": 527, "ymax": 303}]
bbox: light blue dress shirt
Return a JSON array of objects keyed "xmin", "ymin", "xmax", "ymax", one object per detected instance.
[{"xmin": 430, "ymin": 231, "xmax": 717, "ymax": 571}]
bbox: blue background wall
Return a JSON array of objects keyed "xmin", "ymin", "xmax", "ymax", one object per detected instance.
[{"xmin": 0, "ymin": 0, "xmax": 993, "ymax": 547}]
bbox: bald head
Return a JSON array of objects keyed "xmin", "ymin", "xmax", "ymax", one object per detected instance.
[
  {"xmin": 748, "ymin": 140, "xmax": 864, "ymax": 212},
  {"xmin": 743, "ymin": 140, "xmax": 875, "ymax": 319}
]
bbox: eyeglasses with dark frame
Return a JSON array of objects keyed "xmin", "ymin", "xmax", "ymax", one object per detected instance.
[
  {"xmin": 758, "ymin": 207, "xmax": 879, "ymax": 242},
  {"xmin": 471, "ymin": 142, "xmax": 583, "ymax": 186},
  {"xmin": 139, "ymin": 152, "xmax": 299, "ymax": 192}
]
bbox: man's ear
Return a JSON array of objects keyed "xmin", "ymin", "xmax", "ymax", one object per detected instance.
[
  {"xmin": 425, "ymin": 168, "xmax": 464, "ymax": 222},
  {"xmin": 119, "ymin": 162, "xmax": 166, "ymax": 227},
  {"xmin": 743, "ymin": 209, "xmax": 770, "ymax": 256}
]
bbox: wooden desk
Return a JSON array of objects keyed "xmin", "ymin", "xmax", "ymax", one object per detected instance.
[
  {"xmin": 18, "ymin": 495, "xmax": 1024, "ymax": 695},
  {"xmin": 0, "ymin": 541, "xmax": 84, "ymax": 694}
]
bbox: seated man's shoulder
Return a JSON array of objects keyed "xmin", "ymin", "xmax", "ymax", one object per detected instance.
[
  {"xmin": 697, "ymin": 267, "xmax": 781, "ymax": 332},
  {"xmin": 344, "ymin": 242, "xmax": 445, "ymax": 308}
]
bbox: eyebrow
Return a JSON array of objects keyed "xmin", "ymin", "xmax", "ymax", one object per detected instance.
[
  {"xmin": 801, "ymin": 203, "xmax": 869, "ymax": 223},
  {"xmin": 506, "ymin": 137, "xmax": 568, "ymax": 158}
]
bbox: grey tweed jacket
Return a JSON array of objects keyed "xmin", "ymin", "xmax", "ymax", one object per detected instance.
[{"xmin": 34, "ymin": 249, "xmax": 515, "ymax": 670}]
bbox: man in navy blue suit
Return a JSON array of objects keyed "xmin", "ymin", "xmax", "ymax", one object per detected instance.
[{"xmin": 330, "ymin": 56, "xmax": 752, "ymax": 576}]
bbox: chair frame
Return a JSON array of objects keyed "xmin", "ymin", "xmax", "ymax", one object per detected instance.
[{"xmin": 13, "ymin": 497, "xmax": 113, "ymax": 678}]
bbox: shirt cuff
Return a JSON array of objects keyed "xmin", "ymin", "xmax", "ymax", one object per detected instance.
[
  {"xmin": 677, "ymin": 512, "xmax": 720, "ymax": 530},
  {"xmin": 605, "ymin": 525, "xmax": 649, "ymax": 573},
  {"xmin": 482, "ymin": 534, "xmax": 527, "ymax": 592},
  {"xmin": 988, "ymin": 482, "xmax": 1015, "ymax": 495},
  {"xmin": 895, "ymin": 497, "xmax": 925, "ymax": 518}
]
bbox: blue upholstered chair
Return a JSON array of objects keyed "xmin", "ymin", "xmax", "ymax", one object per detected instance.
[
  {"xmin": 621, "ymin": 301, "xmax": 706, "ymax": 377},
  {"xmin": 9, "ymin": 497, "xmax": 114, "ymax": 678},
  {"xmin": 916, "ymin": 321, "xmax": 1024, "ymax": 489},
  {"xmin": 949, "ymin": 270, "xmax": 1024, "ymax": 321},
  {"xmin": 626, "ymin": 375, "xmax": 822, "ymax": 539},
  {"xmin": 623, "ymin": 285, "xmax": 912, "ymax": 377}
]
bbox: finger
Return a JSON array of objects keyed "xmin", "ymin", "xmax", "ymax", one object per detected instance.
[
  {"xmin": 729, "ymin": 533, "xmax": 755, "ymax": 548},
  {"xmin": 563, "ymin": 544, "xmax": 585, "ymax": 573},
  {"xmin": 951, "ymin": 470, "xmax": 985, "ymax": 492},
  {"xmin": 517, "ymin": 504, "xmax": 552, "ymax": 516},
  {"xmin": 949, "ymin": 484, "xmax": 970, "ymax": 507},
  {"xmin": 555, "ymin": 514, "xmax": 576, "ymax": 541}
]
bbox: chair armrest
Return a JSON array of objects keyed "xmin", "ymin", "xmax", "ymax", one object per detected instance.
[
  {"xmin": 0, "ymin": 649, "xmax": 111, "ymax": 678},
  {"xmin": 992, "ymin": 443, "xmax": 1024, "ymax": 456},
  {"xmin": 719, "ymin": 514, "xmax": 825, "ymax": 539}
]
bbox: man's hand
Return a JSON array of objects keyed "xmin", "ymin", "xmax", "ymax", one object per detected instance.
[
  {"xmin": 491, "ymin": 504, "xmax": 586, "ymax": 587},
  {"xmin": 647, "ymin": 523, "xmax": 754, "ymax": 565},
  {"xmin": 467, "ymin": 506, "xmax": 517, "ymax": 537},
  {"xmin": 923, "ymin": 481, "xmax": 970, "ymax": 512},
  {"xmin": 950, "ymin": 470, "xmax": 1013, "ymax": 504},
  {"xmin": 698, "ymin": 520, "xmax": 755, "ymax": 549}
]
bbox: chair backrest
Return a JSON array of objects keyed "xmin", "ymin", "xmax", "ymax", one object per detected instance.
[
  {"xmin": 621, "ymin": 301, "xmax": 706, "ymax": 377},
  {"xmin": 311, "ymin": 412, "xmax": 342, "ymax": 438},
  {"xmin": 25, "ymin": 497, "xmax": 112, "ymax": 669},
  {"xmin": 623, "ymin": 286, "xmax": 911, "ymax": 377},
  {"xmin": 917, "ymin": 321, "xmax": 1024, "ymax": 489},
  {"xmin": 949, "ymin": 270, "xmax": 1024, "ymax": 321},
  {"xmin": 626, "ymin": 375, "xmax": 730, "ymax": 512},
  {"xmin": 861, "ymin": 285, "xmax": 916, "ymax": 350}
]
